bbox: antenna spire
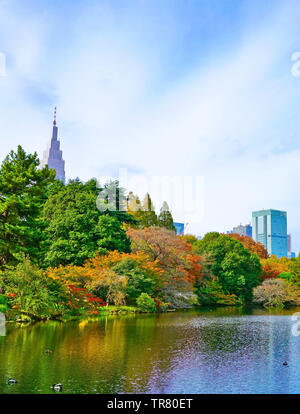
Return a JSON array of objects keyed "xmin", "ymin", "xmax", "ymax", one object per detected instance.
[{"xmin": 53, "ymin": 106, "xmax": 57, "ymax": 126}]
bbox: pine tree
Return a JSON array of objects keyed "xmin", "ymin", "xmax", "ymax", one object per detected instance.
[
  {"xmin": 158, "ymin": 201, "xmax": 176, "ymax": 232},
  {"xmin": 0, "ymin": 146, "xmax": 56, "ymax": 268},
  {"xmin": 127, "ymin": 192, "xmax": 158, "ymax": 227},
  {"xmin": 142, "ymin": 193, "xmax": 155, "ymax": 212}
]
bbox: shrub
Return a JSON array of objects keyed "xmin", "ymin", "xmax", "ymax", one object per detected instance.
[
  {"xmin": 277, "ymin": 272, "xmax": 293, "ymax": 281},
  {"xmin": 153, "ymin": 298, "xmax": 169, "ymax": 312},
  {"xmin": 253, "ymin": 278, "xmax": 299, "ymax": 308},
  {"xmin": 196, "ymin": 278, "xmax": 241, "ymax": 306},
  {"xmin": 136, "ymin": 293, "xmax": 156, "ymax": 313}
]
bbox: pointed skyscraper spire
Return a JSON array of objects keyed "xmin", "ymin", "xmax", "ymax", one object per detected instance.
[
  {"xmin": 53, "ymin": 106, "xmax": 57, "ymax": 125},
  {"xmin": 41, "ymin": 107, "xmax": 66, "ymax": 183}
]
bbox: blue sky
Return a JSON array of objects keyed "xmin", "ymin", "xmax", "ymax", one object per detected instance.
[{"xmin": 1, "ymin": 0, "xmax": 300, "ymax": 251}]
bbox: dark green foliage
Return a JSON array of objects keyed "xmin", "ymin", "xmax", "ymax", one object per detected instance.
[
  {"xmin": 97, "ymin": 180, "xmax": 137, "ymax": 225},
  {"xmin": 0, "ymin": 146, "xmax": 56, "ymax": 268},
  {"xmin": 96, "ymin": 215, "xmax": 131, "ymax": 253},
  {"xmin": 42, "ymin": 180, "xmax": 131, "ymax": 267},
  {"xmin": 196, "ymin": 232, "xmax": 261, "ymax": 303}
]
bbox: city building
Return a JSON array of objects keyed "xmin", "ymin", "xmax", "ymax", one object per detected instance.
[
  {"xmin": 174, "ymin": 222, "xmax": 185, "ymax": 235},
  {"xmin": 227, "ymin": 224, "xmax": 252, "ymax": 237},
  {"xmin": 41, "ymin": 107, "xmax": 66, "ymax": 183},
  {"xmin": 287, "ymin": 234, "xmax": 296, "ymax": 258},
  {"xmin": 252, "ymin": 209, "xmax": 287, "ymax": 258}
]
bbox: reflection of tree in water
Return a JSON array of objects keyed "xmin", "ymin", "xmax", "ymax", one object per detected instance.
[{"xmin": 0, "ymin": 308, "xmax": 298, "ymax": 393}]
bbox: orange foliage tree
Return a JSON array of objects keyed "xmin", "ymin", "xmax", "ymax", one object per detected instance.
[
  {"xmin": 227, "ymin": 234, "xmax": 268, "ymax": 259},
  {"xmin": 260, "ymin": 256, "xmax": 290, "ymax": 280},
  {"xmin": 127, "ymin": 227, "xmax": 203, "ymax": 306}
]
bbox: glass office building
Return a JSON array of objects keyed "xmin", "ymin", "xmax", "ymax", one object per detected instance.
[
  {"xmin": 252, "ymin": 209, "xmax": 287, "ymax": 258},
  {"xmin": 174, "ymin": 222, "xmax": 185, "ymax": 235}
]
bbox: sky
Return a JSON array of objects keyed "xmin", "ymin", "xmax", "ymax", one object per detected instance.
[{"xmin": 1, "ymin": 0, "xmax": 300, "ymax": 251}]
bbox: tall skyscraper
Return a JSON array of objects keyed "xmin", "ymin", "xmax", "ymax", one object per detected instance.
[
  {"xmin": 252, "ymin": 209, "xmax": 287, "ymax": 258},
  {"xmin": 41, "ymin": 107, "xmax": 66, "ymax": 183}
]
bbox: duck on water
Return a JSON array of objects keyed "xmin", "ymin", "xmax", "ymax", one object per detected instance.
[{"xmin": 52, "ymin": 383, "xmax": 63, "ymax": 391}]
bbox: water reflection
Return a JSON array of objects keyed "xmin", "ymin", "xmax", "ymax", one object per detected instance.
[{"xmin": 0, "ymin": 308, "xmax": 300, "ymax": 394}]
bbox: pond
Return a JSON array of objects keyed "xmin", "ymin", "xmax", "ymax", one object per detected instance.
[{"xmin": 1, "ymin": 307, "xmax": 300, "ymax": 394}]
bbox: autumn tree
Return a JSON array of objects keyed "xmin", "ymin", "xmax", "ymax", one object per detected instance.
[
  {"xmin": 127, "ymin": 227, "xmax": 203, "ymax": 307},
  {"xmin": 260, "ymin": 256, "xmax": 290, "ymax": 280},
  {"xmin": 86, "ymin": 251, "xmax": 163, "ymax": 305},
  {"xmin": 86, "ymin": 268, "xmax": 128, "ymax": 306},
  {"xmin": 227, "ymin": 233, "xmax": 268, "ymax": 259}
]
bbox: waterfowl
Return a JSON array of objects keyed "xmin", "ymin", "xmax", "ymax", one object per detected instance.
[
  {"xmin": 283, "ymin": 361, "xmax": 288, "ymax": 366},
  {"xmin": 51, "ymin": 383, "xmax": 63, "ymax": 391},
  {"xmin": 8, "ymin": 379, "xmax": 17, "ymax": 384},
  {"xmin": 44, "ymin": 349, "xmax": 53, "ymax": 354}
]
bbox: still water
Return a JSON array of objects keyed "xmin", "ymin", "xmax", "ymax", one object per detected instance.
[{"xmin": 1, "ymin": 307, "xmax": 300, "ymax": 394}]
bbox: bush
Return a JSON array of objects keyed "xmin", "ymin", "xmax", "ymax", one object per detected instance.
[
  {"xmin": 196, "ymin": 278, "xmax": 241, "ymax": 306},
  {"xmin": 136, "ymin": 293, "xmax": 156, "ymax": 313},
  {"xmin": 253, "ymin": 278, "xmax": 299, "ymax": 308},
  {"xmin": 153, "ymin": 298, "xmax": 169, "ymax": 312},
  {"xmin": 277, "ymin": 272, "xmax": 293, "ymax": 281}
]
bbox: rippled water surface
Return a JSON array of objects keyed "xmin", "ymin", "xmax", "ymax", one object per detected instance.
[{"xmin": 1, "ymin": 307, "xmax": 300, "ymax": 394}]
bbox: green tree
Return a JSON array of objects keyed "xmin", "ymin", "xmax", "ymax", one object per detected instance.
[
  {"xmin": 136, "ymin": 293, "xmax": 156, "ymax": 312},
  {"xmin": 289, "ymin": 256, "xmax": 300, "ymax": 285},
  {"xmin": 0, "ymin": 146, "xmax": 56, "ymax": 268},
  {"xmin": 96, "ymin": 215, "xmax": 131, "ymax": 253},
  {"xmin": 0, "ymin": 257, "xmax": 62, "ymax": 319},
  {"xmin": 112, "ymin": 257, "xmax": 157, "ymax": 303},
  {"xmin": 158, "ymin": 201, "xmax": 176, "ymax": 231},
  {"xmin": 42, "ymin": 180, "xmax": 131, "ymax": 267},
  {"xmin": 196, "ymin": 232, "xmax": 261, "ymax": 303},
  {"xmin": 97, "ymin": 180, "xmax": 137, "ymax": 225}
]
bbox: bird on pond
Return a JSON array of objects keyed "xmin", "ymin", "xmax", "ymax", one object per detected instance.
[
  {"xmin": 44, "ymin": 349, "xmax": 53, "ymax": 354},
  {"xmin": 51, "ymin": 383, "xmax": 63, "ymax": 391},
  {"xmin": 283, "ymin": 361, "xmax": 288, "ymax": 366},
  {"xmin": 8, "ymin": 379, "xmax": 17, "ymax": 384}
]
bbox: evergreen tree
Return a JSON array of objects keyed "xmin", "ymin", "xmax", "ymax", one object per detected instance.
[
  {"xmin": 127, "ymin": 192, "xmax": 158, "ymax": 227},
  {"xmin": 0, "ymin": 146, "xmax": 56, "ymax": 268},
  {"xmin": 42, "ymin": 180, "xmax": 131, "ymax": 267},
  {"xmin": 158, "ymin": 201, "xmax": 176, "ymax": 231},
  {"xmin": 143, "ymin": 193, "xmax": 155, "ymax": 211}
]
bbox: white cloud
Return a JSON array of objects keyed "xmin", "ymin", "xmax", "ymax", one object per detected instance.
[{"xmin": 1, "ymin": 0, "xmax": 300, "ymax": 251}]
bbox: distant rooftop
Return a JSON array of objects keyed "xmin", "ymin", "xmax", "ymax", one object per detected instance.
[{"xmin": 252, "ymin": 209, "xmax": 287, "ymax": 217}]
